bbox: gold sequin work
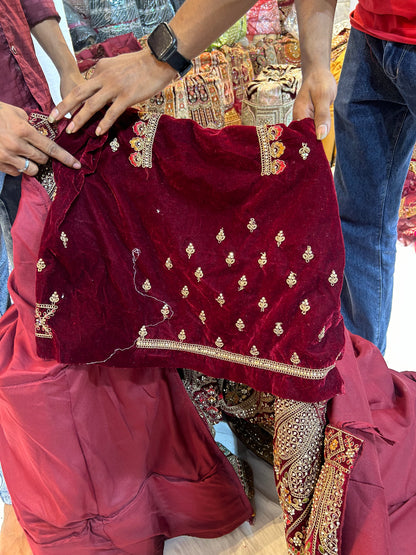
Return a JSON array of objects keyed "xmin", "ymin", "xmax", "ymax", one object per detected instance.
[
  {"xmin": 60, "ymin": 232, "xmax": 68, "ymax": 248},
  {"xmin": 300, "ymin": 299, "xmax": 311, "ymax": 315},
  {"xmin": 129, "ymin": 113, "xmax": 161, "ymax": 169},
  {"xmin": 142, "ymin": 279, "xmax": 151, "ymax": 292},
  {"xmin": 258, "ymin": 252, "xmax": 267, "ymax": 267},
  {"xmin": 257, "ymin": 124, "xmax": 287, "ymax": 176},
  {"xmin": 215, "ymin": 337, "xmax": 224, "ymax": 349},
  {"xmin": 178, "ymin": 329, "xmax": 186, "ymax": 342},
  {"xmin": 37, "ymin": 259, "xmax": 46, "ymax": 272},
  {"xmin": 302, "ymin": 246, "xmax": 314, "ymax": 263},
  {"xmin": 181, "ymin": 285, "xmax": 189, "ymax": 298},
  {"xmin": 110, "ymin": 138, "xmax": 120, "ymax": 152},
  {"xmin": 165, "ymin": 257, "xmax": 173, "ymax": 270},
  {"xmin": 328, "ymin": 270, "xmax": 339, "ymax": 287},
  {"xmin": 216, "ymin": 228, "xmax": 225, "ymax": 243},
  {"xmin": 299, "ymin": 143, "xmax": 310, "ymax": 160},
  {"xmin": 275, "ymin": 230, "xmax": 285, "ymax": 247},
  {"xmin": 216, "ymin": 293, "xmax": 225, "ymax": 306},
  {"xmin": 235, "ymin": 318, "xmax": 245, "ymax": 332},
  {"xmin": 258, "ymin": 297, "xmax": 268, "ymax": 312},
  {"xmin": 194, "ymin": 267, "xmax": 203, "ymax": 282},
  {"xmin": 226, "ymin": 252, "xmax": 235, "ymax": 267},
  {"xmin": 199, "ymin": 310, "xmax": 206, "ymax": 324},
  {"xmin": 250, "ymin": 345, "xmax": 259, "ymax": 357},
  {"xmin": 247, "ymin": 218, "xmax": 257, "ymax": 233},
  {"xmin": 286, "ymin": 272, "xmax": 297, "ymax": 288},
  {"xmin": 238, "ymin": 275, "xmax": 247, "ymax": 291},
  {"xmin": 274, "ymin": 322, "xmax": 284, "ymax": 336},
  {"xmin": 186, "ymin": 243, "xmax": 195, "ymax": 259}
]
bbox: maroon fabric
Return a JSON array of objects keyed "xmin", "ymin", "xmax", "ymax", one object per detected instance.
[
  {"xmin": 331, "ymin": 332, "xmax": 416, "ymax": 554},
  {"xmin": 0, "ymin": 0, "xmax": 58, "ymax": 112},
  {"xmin": 0, "ymin": 176, "xmax": 252, "ymax": 553},
  {"xmin": 76, "ymin": 33, "xmax": 142, "ymax": 73},
  {"xmin": 35, "ymin": 111, "xmax": 345, "ymax": 402}
]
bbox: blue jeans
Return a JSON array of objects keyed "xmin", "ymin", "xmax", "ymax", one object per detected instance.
[{"xmin": 334, "ymin": 28, "xmax": 416, "ymax": 354}]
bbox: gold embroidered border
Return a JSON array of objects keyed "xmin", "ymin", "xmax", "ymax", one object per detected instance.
[
  {"xmin": 304, "ymin": 426, "xmax": 363, "ymax": 555},
  {"xmin": 135, "ymin": 338, "xmax": 335, "ymax": 380},
  {"xmin": 257, "ymin": 124, "xmax": 272, "ymax": 176}
]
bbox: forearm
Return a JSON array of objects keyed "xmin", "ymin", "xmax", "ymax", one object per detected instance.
[
  {"xmin": 30, "ymin": 18, "xmax": 79, "ymax": 78},
  {"xmin": 170, "ymin": 0, "xmax": 257, "ymax": 60},
  {"xmin": 294, "ymin": 0, "xmax": 337, "ymax": 77}
]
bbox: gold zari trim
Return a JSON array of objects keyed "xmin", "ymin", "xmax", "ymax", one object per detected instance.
[{"xmin": 135, "ymin": 337, "xmax": 335, "ymax": 380}]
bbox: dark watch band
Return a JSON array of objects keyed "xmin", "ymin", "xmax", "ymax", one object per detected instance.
[{"xmin": 147, "ymin": 22, "xmax": 193, "ymax": 77}]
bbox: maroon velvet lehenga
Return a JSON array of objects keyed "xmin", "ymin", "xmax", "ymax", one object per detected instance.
[{"xmin": 0, "ymin": 111, "xmax": 415, "ymax": 554}]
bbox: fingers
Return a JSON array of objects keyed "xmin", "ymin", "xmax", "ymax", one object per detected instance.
[
  {"xmin": 48, "ymin": 79, "xmax": 101, "ymax": 126},
  {"xmin": 27, "ymin": 127, "xmax": 81, "ymax": 169}
]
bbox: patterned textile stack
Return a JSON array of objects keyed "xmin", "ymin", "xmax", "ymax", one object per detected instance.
[{"xmin": 398, "ymin": 144, "xmax": 416, "ymax": 249}]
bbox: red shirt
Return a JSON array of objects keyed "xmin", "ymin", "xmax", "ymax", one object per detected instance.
[
  {"xmin": 351, "ymin": 0, "xmax": 416, "ymax": 44},
  {"xmin": 0, "ymin": 0, "xmax": 59, "ymax": 113}
]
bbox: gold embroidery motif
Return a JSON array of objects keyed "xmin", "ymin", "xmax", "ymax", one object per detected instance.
[
  {"xmin": 37, "ymin": 259, "xmax": 46, "ymax": 272},
  {"xmin": 129, "ymin": 113, "xmax": 161, "ymax": 169},
  {"xmin": 286, "ymin": 272, "xmax": 297, "ymax": 288},
  {"xmin": 258, "ymin": 296, "xmax": 268, "ymax": 312},
  {"xmin": 186, "ymin": 243, "xmax": 195, "ymax": 259},
  {"xmin": 300, "ymin": 299, "xmax": 311, "ymax": 315},
  {"xmin": 250, "ymin": 345, "xmax": 259, "ymax": 357},
  {"xmin": 318, "ymin": 326, "xmax": 326, "ymax": 342},
  {"xmin": 194, "ymin": 267, "xmax": 203, "ymax": 282},
  {"xmin": 215, "ymin": 337, "xmax": 224, "ymax": 349},
  {"xmin": 238, "ymin": 275, "xmax": 248, "ymax": 291},
  {"xmin": 275, "ymin": 230, "xmax": 286, "ymax": 247},
  {"xmin": 290, "ymin": 352, "xmax": 300, "ymax": 365},
  {"xmin": 165, "ymin": 257, "xmax": 173, "ymax": 270},
  {"xmin": 328, "ymin": 270, "xmax": 339, "ymax": 287},
  {"xmin": 235, "ymin": 318, "xmax": 245, "ymax": 332},
  {"xmin": 161, "ymin": 304, "xmax": 170, "ymax": 319},
  {"xmin": 216, "ymin": 293, "xmax": 225, "ymax": 306},
  {"xmin": 216, "ymin": 228, "xmax": 225, "ymax": 243},
  {"xmin": 138, "ymin": 325, "xmax": 147, "ymax": 339},
  {"xmin": 35, "ymin": 303, "xmax": 58, "ymax": 338},
  {"xmin": 142, "ymin": 279, "xmax": 151, "ymax": 292},
  {"xmin": 109, "ymin": 138, "xmax": 120, "ymax": 152},
  {"xmin": 258, "ymin": 252, "xmax": 267, "ymax": 267},
  {"xmin": 181, "ymin": 285, "xmax": 189, "ymax": 298},
  {"xmin": 274, "ymin": 322, "xmax": 284, "ymax": 336},
  {"xmin": 257, "ymin": 124, "xmax": 287, "ymax": 176},
  {"xmin": 247, "ymin": 218, "xmax": 257, "ymax": 233},
  {"xmin": 135, "ymin": 338, "xmax": 336, "ymax": 379},
  {"xmin": 35, "ymin": 290, "xmax": 60, "ymax": 338},
  {"xmin": 225, "ymin": 252, "xmax": 235, "ymax": 267},
  {"xmin": 60, "ymin": 231, "xmax": 68, "ymax": 248},
  {"xmin": 299, "ymin": 142, "xmax": 311, "ymax": 160},
  {"xmin": 199, "ymin": 310, "xmax": 206, "ymax": 324},
  {"xmin": 302, "ymin": 246, "xmax": 314, "ymax": 263},
  {"xmin": 178, "ymin": 329, "xmax": 186, "ymax": 342},
  {"xmin": 49, "ymin": 291, "xmax": 60, "ymax": 304}
]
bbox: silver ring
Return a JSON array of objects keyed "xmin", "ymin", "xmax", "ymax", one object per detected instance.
[{"xmin": 18, "ymin": 158, "xmax": 30, "ymax": 173}]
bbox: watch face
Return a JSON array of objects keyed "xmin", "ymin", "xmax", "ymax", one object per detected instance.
[{"xmin": 148, "ymin": 22, "xmax": 177, "ymax": 61}]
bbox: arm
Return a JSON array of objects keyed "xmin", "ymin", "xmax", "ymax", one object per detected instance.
[
  {"xmin": 30, "ymin": 17, "xmax": 84, "ymax": 99},
  {"xmin": 49, "ymin": 0, "xmax": 257, "ymax": 135},
  {"xmin": 293, "ymin": 0, "xmax": 337, "ymax": 139}
]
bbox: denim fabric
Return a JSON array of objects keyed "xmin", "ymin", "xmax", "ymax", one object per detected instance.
[
  {"xmin": 334, "ymin": 28, "xmax": 416, "ymax": 354},
  {"xmin": 0, "ymin": 462, "xmax": 11, "ymax": 505}
]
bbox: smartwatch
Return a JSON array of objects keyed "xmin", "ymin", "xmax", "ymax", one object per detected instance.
[{"xmin": 147, "ymin": 22, "xmax": 193, "ymax": 77}]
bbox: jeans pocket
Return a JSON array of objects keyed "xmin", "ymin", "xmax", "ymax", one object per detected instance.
[{"xmin": 382, "ymin": 41, "xmax": 413, "ymax": 80}]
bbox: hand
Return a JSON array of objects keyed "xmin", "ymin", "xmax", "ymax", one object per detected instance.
[
  {"xmin": 48, "ymin": 49, "xmax": 176, "ymax": 136},
  {"xmin": 293, "ymin": 67, "xmax": 337, "ymax": 140},
  {"xmin": 0, "ymin": 102, "xmax": 81, "ymax": 176}
]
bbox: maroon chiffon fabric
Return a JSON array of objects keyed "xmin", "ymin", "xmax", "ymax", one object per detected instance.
[{"xmin": 35, "ymin": 111, "xmax": 345, "ymax": 402}]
